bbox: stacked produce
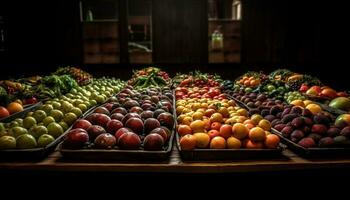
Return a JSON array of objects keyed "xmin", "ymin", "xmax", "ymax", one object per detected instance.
[
  {"xmin": 0, "ymin": 78, "xmax": 125, "ymax": 150},
  {"xmin": 63, "ymin": 86, "xmax": 174, "ymax": 151},
  {"xmin": 54, "ymin": 66, "xmax": 93, "ymax": 86},
  {"xmin": 173, "ymin": 71, "xmax": 222, "ymax": 87},
  {"xmin": 231, "ymin": 91, "xmax": 350, "ymax": 148},
  {"xmin": 128, "ymin": 67, "xmax": 170, "ymax": 89},
  {"xmin": 176, "ymin": 73, "xmax": 280, "ymax": 150}
]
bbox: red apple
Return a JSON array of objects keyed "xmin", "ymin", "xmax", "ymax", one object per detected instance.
[
  {"xmin": 106, "ymin": 119, "xmax": 123, "ymax": 134},
  {"xmin": 72, "ymin": 119, "xmax": 92, "ymax": 131},
  {"xmin": 94, "ymin": 133, "xmax": 116, "ymax": 149},
  {"xmin": 111, "ymin": 107, "xmax": 128, "ymax": 115},
  {"xmin": 125, "ymin": 117, "xmax": 144, "ymax": 134},
  {"xmin": 94, "ymin": 106, "xmax": 110, "ymax": 115},
  {"xmin": 129, "ymin": 106, "xmax": 143, "ymax": 114},
  {"xmin": 143, "ymin": 133, "xmax": 164, "ymax": 151},
  {"xmin": 103, "ymin": 103, "xmax": 114, "ymax": 111},
  {"xmin": 144, "ymin": 118, "xmax": 161, "ymax": 134},
  {"xmin": 94, "ymin": 113, "xmax": 111, "ymax": 128},
  {"xmin": 157, "ymin": 112, "xmax": 174, "ymax": 129},
  {"xmin": 118, "ymin": 132, "xmax": 141, "ymax": 150},
  {"xmin": 64, "ymin": 128, "xmax": 89, "ymax": 149},
  {"xmin": 110, "ymin": 113, "xmax": 124, "ymax": 121},
  {"xmin": 115, "ymin": 127, "xmax": 132, "ymax": 144},
  {"xmin": 87, "ymin": 125, "xmax": 106, "ymax": 140},
  {"xmin": 122, "ymin": 113, "xmax": 141, "ymax": 124},
  {"xmin": 140, "ymin": 110, "xmax": 154, "ymax": 120},
  {"xmin": 150, "ymin": 127, "xmax": 168, "ymax": 141}
]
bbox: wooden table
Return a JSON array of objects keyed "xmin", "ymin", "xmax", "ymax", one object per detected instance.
[{"xmin": 1, "ymin": 147, "xmax": 350, "ymax": 174}]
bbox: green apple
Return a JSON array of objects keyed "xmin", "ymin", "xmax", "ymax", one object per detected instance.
[
  {"xmin": 29, "ymin": 125, "xmax": 48, "ymax": 139},
  {"xmin": 9, "ymin": 126, "xmax": 28, "ymax": 138},
  {"xmin": 70, "ymin": 108, "xmax": 82, "ymax": 117},
  {"xmin": 78, "ymin": 104, "xmax": 88, "ymax": 112},
  {"xmin": 89, "ymin": 100, "xmax": 97, "ymax": 106},
  {"xmin": 0, "ymin": 135, "xmax": 16, "ymax": 149},
  {"xmin": 61, "ymin": 101, "xmax": 73, "ymax": 113},
  {"xmin": 23, "ymin": 116, "xmax": 37, "ymax": 129},
  {"xmin": 50, "ymin": 109, "xmax": 64, "ymax": 122},
  {"xmin": 52, "ymin": 101, "xmax": 61, "ymax": 109},
  {"xmin": 33, "ymin": 110, "xmax": 47, "ymax": 122},
  {"xmin": 40, "ymin": 104, "xmax": 54, "ymax": 115},
  {"xmin": 37, "ymin": 134, "xmax": 55, "ymax": 147},
  {"xmin": 16, "ymin": 134, "xmax": 37, "ymax": 149},
  {"xmin": 14, "ymin": 118, "xmax": 23, "ymax": 126},
  {"xmin": 47, "ymin": 122, "xmax": 64, "ymax": 138},
  {"xmin": 63, "ymin": 112, "xmax": 77, "ymax": 126},
  {"xmin": 26, "ymin": 111, "xmax": 34, "ymax": 117},
  {"xmin": 43, "ymin": 116, "xmax": 55, "ymax": 126},
  {"xmin": 73, "ymin": 99, "xmax": 84, "ymax": 106},
  {"xmin": 58, "ymin": 121, "xmax": 69, "ymax": 131}
]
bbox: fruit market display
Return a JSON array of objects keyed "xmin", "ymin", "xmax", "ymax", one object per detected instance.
[
  {"xmin": 176, "ymin": 73, "xmax": 280, "ymax": 151},
  {"xmin": 0, "ymin": 78, "xmax": 125, "ymax": 150},
  {"xmin": 54, "ymin": 66, "xmax": 93, "ymax": 86},
  {"xmin": 62, "ymin": 86, "xmax": 174, "ymax": 151},
  {"xmin": 128, "ymin": 67, "xmax": 170, "ymax": 89}
]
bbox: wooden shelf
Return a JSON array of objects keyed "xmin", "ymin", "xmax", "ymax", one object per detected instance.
[{"xmin": 1, "ymin": 147, "xmax": 350, "ymax": 173}]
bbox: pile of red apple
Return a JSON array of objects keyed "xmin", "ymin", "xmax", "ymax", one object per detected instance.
[{"xmin": 63, "ymin": 86, "xmax": 174, "ymax": 151}]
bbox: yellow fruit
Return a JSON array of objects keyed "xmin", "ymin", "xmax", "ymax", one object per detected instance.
[
  {"xmin": 306, "ymin": 103, "xmax": 322, "ymax": 115},
  {"xmin": 290, "ymin": 100, "xmax": 305, "ymax": 107}
]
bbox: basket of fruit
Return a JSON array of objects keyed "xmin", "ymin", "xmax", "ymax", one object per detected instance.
[{"xmin": 59, "ymin": 86, "xmax": 176, "ymax": 161}]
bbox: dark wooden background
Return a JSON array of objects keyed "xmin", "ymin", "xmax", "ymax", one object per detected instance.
[{"xmin": 0, "ymin": 0, "xmax": 348, "ymax": 89}]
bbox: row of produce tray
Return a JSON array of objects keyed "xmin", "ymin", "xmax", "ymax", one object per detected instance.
[{"xmin": 1, "ymin": 67, "xmax": 350, "ymax": 162}]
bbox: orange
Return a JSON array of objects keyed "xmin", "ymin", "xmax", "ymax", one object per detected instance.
[
  {"xmin": 232, "ymin": 123, "xmax": 249, "ymax": 140},
  {"xmin": 210, "ymin": 136, "xmax": 226, "ymax": 149},
  {"xmin": 264, "ymin": 134, "xmax": 280, "ymax": 149},
  {"xmin": 218, "ymin": 107, "xmax": 229, "ymax": 118},
  {"xmin": 210, "ymin": 122, "xmax": 222, "ymax": 131},
  {"xmin": 176, "ymin": 106, "xmax": 185, "ymax": 115},
  {"xmin": 245, "ymin": 123, "xmax": 255, "ymax": 130},
  {"xmin": 210, "ymin": 113, "xmax": 223, "ymax": 123},
  {"xmin": 193, "ymin": 133, "xmax": 210, "ymax": 148},
  {"xmin": 228, "ymin": 100, "xmax": 236, "ymax": 107},
  {"xmin": 226, "ymin": 137, "xmax": 241, "ymax": 149},
  {"xmin": 237, "ymin": 109, "xmax": 248, "ymax": 117},
  {"xmin": 225, "ymin": 118, "xmax": 236, "ymax": 125},
  {"xmin": 190, "ymin": 120, "xmax": 205, "ymax": 133},
  {"xmin": 250, "ymin": 114, "xmax": 263, "ymax": 125},
  {"xmin": 202, "ymin": 118, "xmax": 211, "ymax": 131},
  {"xmin": 6, "ymin": 102, "xmax": 23, "ymax": 114},
  {"xmin": 182, "ymin": 116, "xmax": 193, "ymax": 126},
  {"xmin": 204, "ymin": 108, "xmax": 216, "ymax": 117},
  {"xmin": 178, "ymin": 125, "xmax": 192, "ymax": 136},
  {"xmin": 258, "ymin": 119, "xmax": 271, "ymax": 131},
  {"xmin": 249, "ymin": 127, "xmax": 266, "ymax": 142},
  {"xmin": 306, "ymin": 103, "xmax": 322, "ymax": 115},
  {"xmin": 192, "ymin": 112, "xmax": 203, "ymax": 120},
  {"xmin": 246, "ymin": 140, "xmax": 264, "ymax": 149},
  {"xmin": 179, "ymin": 134, "xmax": 197, "ymax": 151},
  {"xmin": 219, "ymin": 124, "xmax": 233, "ymax": 139}
]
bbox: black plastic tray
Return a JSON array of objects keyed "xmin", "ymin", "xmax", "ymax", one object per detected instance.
[
  {"xmin": 176, "ymin": 133, "xmax": 283, "ymax": 161},
  {"xmin": 0, "ymin": 127, "xmax": 70, "ymax": 161},
  {"xmin": 0, "ymin": 103, "xmax": 99, "ymax": 161},
  {"xmin": 59, "ymin": 130, "xmax": 174, "ymax": 161},
  {"xmin": 0, "ymin": 102, "xmax": 43, "ymax": 123},
  {"xmin": 271, "ymin": 128, "xmax": 350, "ymax": 158}
]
